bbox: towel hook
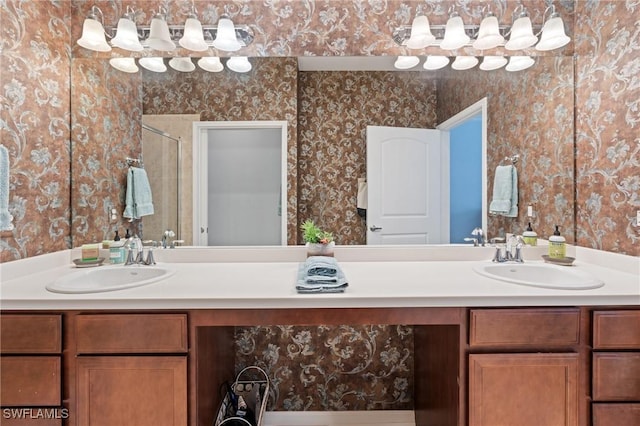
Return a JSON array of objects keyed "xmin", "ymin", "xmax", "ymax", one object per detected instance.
[{"xmin": 502, "ymin": 154, "xmax": 519, "ymax": 165}]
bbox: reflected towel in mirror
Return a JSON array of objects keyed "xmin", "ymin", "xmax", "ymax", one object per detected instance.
[
  {"xmin": 123, "ymin": 166, "xmax": 154, "ymax": 220},
  {"xmin": 489, "ymin": 165, "xmax": 518, "ymax": 217},
  {"xmin": 0, "ymin": 145, "xmax": 14, "ymax": 231}
]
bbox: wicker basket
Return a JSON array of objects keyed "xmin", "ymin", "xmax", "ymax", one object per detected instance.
[{"xmin": 215, "ymin": 366, "xmax": 269, "ymax": 426}]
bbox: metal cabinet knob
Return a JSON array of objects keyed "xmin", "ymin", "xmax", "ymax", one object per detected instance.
[{"xmin": 369, "ymin": 225, "xmax": 383, "ymax": 232}]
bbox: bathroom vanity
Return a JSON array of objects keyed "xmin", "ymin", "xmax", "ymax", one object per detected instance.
[{"xmin": 1, "ymin": 246, "xmax": 638, "ymax": 426}]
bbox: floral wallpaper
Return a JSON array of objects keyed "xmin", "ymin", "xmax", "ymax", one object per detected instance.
[
  {"xmin": 0, "ymin": 0, "xmax": 71, "ymax": 262},
  {"xmin": 235, "ymin": 325, "xmax": 414, "ymax": 411},
  {"xmin": 574, "ymin": 1, "xmax": 640, "ymax": 256},
  {"xmin": 71, "ymin": 60, "xmax": 143, "ymax": 244},
  {"xmin": 298, "ymin": 71, "xmax": 438, "ymax": 244},
  {"xmin": 1, "ymin": 1, "xmax": 637, "ymax": 255},
  {"xmin": 438, "ymin": 56, "xmax": 576, "ymax": 243}
]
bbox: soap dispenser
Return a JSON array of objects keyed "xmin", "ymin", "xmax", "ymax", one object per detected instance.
[
  {"xmin": 548, "ymin": 225, "xmax": 566, "ymax": 259},
  {"xmin": 523, "ymin": 222, "xmax": 537, "ymax": 246}
]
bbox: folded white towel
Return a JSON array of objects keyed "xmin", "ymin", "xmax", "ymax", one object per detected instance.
[
  {"xmin": 0, "ymin": 145, "xmax": 14, "ymax": 231},
  {"xmin": 489, "ymin": 165, "xmax": 518, "ymax": 218},
  {"xmin": 123, "ymin": 166, "xmax": 154, "ymax": 220}
]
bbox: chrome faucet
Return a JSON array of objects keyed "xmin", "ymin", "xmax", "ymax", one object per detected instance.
[
  {"xmin": 493, "ymin": 235, "xmax": 525, "ymax": 263},
  {"xmin": 464, "ymin": 237, "xmax": 479, "ymax": 246},
  {"xmin": 162, "ymin": 229, "xmax": 175, "ymax": 249},
  {"xmin": 124, "ymin": 234, "xmax": 143, "ymax": 265},
  {"xmin": 471, "ymin": 227, "xmax": 487, "ymax": 246}
]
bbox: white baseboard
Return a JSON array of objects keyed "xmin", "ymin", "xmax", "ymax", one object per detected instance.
[{"xmin": 262, "ymin": 410, "xmax": 415, "ymax": 426}]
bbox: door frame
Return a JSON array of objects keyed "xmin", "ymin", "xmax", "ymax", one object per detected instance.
[
  {"xmin": 437, "ymin": 97, "xmax": 488, "ymax": 236},
  {"xmin": 192, "ymin": 121, "xmax": 288, "ymax": 246}
]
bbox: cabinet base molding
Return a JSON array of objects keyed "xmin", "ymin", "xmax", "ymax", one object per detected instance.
[{"xmin": 263, "ymin": 410, "xmax": 415, "ymax": 426}]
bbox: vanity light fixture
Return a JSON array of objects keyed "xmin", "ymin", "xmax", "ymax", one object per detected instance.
[
  {"xmin": 423, "ymin": 55, "xmax": 450, "ymax": 70},
  {"xmin": 109, "ymin": 57, "xmax": 139, "ymax": 73},
  {"xmin": 168, "ymin": 57, "xmax": 196, "ymax": 72},
  {"xmin": 504, "ymin": 5, "xmax": 538, "ymax": 50},
  {"xmin": 197, "ymin": 57, "xmax": 224, "ymax": 72},
  {"xmin": 212, "ymin": 18, "xmax": 243, "ymax": 52},
  {"xmin": 77, "ymin": 6, "xmax": 111, "ymax": 52},
  {"xmin": 110, "ymin": 6, "xmax": 143, "ymax": 52},
  {"xmin": 451, "ymin": 56, "xmax": 479, "ymax": 70},
  {"xmin": 535, "ymin": 5, "xmax": 571, "ymax": 51},
  {"xmin": 226, "ymin": 56, "xmax": 252, "ymax": 73},
  {"xmin": 479, "ymin": 56, "xmax": 508, "ymax": 71},
  {"xmin": 76, "ymin": 5, "xmax": 254, "ymax": 54},
  {"xmin": 406, "ymin": 16, "xmax": 435, "ymax": 50},
  {"xmin": 392, "ymin": 3, "xmax": 570, "ymax": 52},
  {"xmin": 393, "ymin": 55, "xmax": 420, "ymax": 70},
  {"xmin": 472, "ymin": 9, "xmax": 505, "ymax": 50},
  {"xmin": 138, "ymin": 57, "xmax": 167, "ymax": 73},
  {"xmin": 440, "ymin": 9, "xmax": 470, "ymax": 50},
  {"xmin": 147, "ymin": 8, "xmax": 176, "ymax": 51},
  {"xmin": 178, "ymin": 7, "xmax": 209, "ymax": 52},
  {"xmin": 505, "ymin": 56, "xmax": 535, "ymax": 72}
]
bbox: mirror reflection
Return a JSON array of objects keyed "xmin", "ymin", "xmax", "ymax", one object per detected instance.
[{"xmin": 70, "ymin": 55, "xmax": 574, "ymax": 247}]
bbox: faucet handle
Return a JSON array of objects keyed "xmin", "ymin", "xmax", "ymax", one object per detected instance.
[
  {"xmin": 463, "ymin": 237, "xmax": 479, "ymax": 247},
  {"xmin": 490, "ymin": 237, "xmax": 505, "ymax": 246}
]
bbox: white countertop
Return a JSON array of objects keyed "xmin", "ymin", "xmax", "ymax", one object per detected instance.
[{"xmin": 1, "ymin": 245, "xmax": 638, "ymax": 310}]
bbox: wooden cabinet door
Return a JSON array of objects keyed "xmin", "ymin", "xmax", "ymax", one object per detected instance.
[
  {"xmin": 76, "ymin": 356, "xmax": 186, "ymax": 426},
  {"xmin": 469, "ymin": 353, "xmax": 579, "ymax": 426}
]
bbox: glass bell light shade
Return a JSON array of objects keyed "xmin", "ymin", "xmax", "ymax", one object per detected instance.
[
  {"xmin": 472, "ymin": 14, "xmax": 505, "ymax": 50},
  {"xmin": 139, "ymin": 57, "xmax": 167, "ymax": 73},
  {"xmin": 111, "ymin": 16, "xmax": 143, "ymax": 51},
  {"xmin": 505, "ymin": 56, "xmax": 535, "ymax": 72},
  {"xmin": 423, "ymin": 55, "xmax": 450, "ymax": 70},
  {"xmin": 451, "ymin": 56, "xmax": 479, "ymax": 70},
  {"xmin": 406, "ymin": 15, "xmax": 435, "ymax": 49},
  {"xmin": 109, "ymin": 58, "xmax": 139, "ymax": 73},
  {"xmin": 393, "ymin": 56, "xmax": 420, "ymax": 70},
  {"xmin": 197, "ymin": 56, "xmax": 224, "ymax": 72},
  {"xmin": 505, "ymin": 15, "xmax": 538, "ymax": 50},
  {"xmin": 147, "ymin": 15, "xmax": 176, "ymax": 51},
  {"xmin": 535, "ymin": 16, "xmax": 570, "ymax": 51},
  {"xmin": 227, "ymin": 56, "xmax": 252, "ymax": 73},
  {"xmin": 179, "ymin": 16, "xmax": 209, "ymax": 52},
  {"xmin": 168, "ymin": 57, "xmax": 196, "ymax": 72},
  {"xmin": 77, "ymin": 16, "xmax": 111, "ymax": 52},
  {"xmin": 479, "ymin": 56, "xmax": 508, "ymax": 71},
  {"xmin": 213, "ymin": 18, "xmax": 241, "ymax": 52},
  {"xmin": 440, "ymin": 14, "xmax": 470, "ymax": 50}
]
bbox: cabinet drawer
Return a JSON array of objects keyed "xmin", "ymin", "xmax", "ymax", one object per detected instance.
[
  {"xmin": 469, "ymin": 308, "xmax": 580, "ymax": 348},
  {"xmin": 593, "ymin": 403, "xmax": 640, "ymax": 426},
  {"xmin": 0, "ymin": 357, "xmax": 61, "ymax": 406},
  {"xmin": 593, "ymin": 310, "xmax": 640, "ymax": 349},
  {"xmin": 593, "ymin": 353, "xmax": 640, "ymax": 401},
  {"xmin": 76, "ymin": 314, "xmax": 187, "ymax": 354},
  {"xmin": 0, "ymin": 315, "xmax": 61, "ymax": 354}
]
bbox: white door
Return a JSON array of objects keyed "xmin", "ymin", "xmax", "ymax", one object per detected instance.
[{"xmin": 366, "ymin": 126, "xmax": 443, "ymax": 245}]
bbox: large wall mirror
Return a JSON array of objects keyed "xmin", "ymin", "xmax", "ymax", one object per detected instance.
[{"xmin": 70, "ymin": 55, "xmax": 575, "ymax": 247}]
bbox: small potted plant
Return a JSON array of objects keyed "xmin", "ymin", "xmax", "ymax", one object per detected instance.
[{"xmin": 301, "ymin": 219, "xmax": 335, "ymax": 257}]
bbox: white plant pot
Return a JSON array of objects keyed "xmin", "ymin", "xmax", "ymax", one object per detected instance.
[{"xmin": 305, "ymin": 241, "xmax": 335, "ymax": 257}]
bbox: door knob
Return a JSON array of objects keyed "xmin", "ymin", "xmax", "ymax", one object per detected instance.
[{"xmin": 369, "ymin": 225, "xmax": 382, "ymax": 232}]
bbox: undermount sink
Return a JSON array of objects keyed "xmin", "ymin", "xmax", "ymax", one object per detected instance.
[
  {"xmin": 473, "ymin": 262, "xmax": 604, "ymax": 290},
  {"xmin": 46, "ymin": 265, "xmax": 175, "ymax": 294}
]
